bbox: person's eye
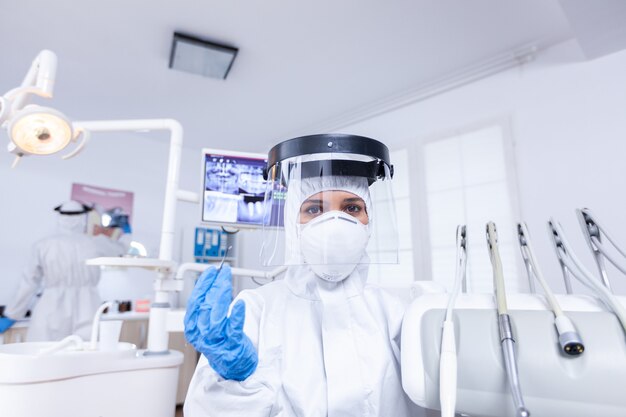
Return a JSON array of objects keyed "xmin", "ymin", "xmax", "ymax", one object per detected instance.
[
  {"xmin": 304, "ymin": 205, "xmax": 322, "ymax": 215},
  {"xmin": 345, "ymin": 204, "xmax": 362, "ymax": 214}
]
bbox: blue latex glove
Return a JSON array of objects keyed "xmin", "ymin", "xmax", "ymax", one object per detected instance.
[
  {"xmin": 0, "ymin": 317, "xmax": 16, "ymax": 333},
  {"xmin": 184, "ymin": 264, "xmax": 258, "ymax": 381}
]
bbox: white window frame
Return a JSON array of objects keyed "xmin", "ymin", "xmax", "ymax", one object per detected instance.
[{"xmin": 411, "ymin": 117, "xmax": 525, "ymax": 291}]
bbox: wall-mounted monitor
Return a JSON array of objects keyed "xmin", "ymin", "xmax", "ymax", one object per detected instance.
[{"xmin": 201, "ymin": 148, "xmax": 284, "ymax": 228}]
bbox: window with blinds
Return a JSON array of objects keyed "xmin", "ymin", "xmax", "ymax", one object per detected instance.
[{"xmin": 422, "ymin": 123, "xmax": 522, "ymax": 293}]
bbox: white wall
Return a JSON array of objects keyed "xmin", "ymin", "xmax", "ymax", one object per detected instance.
[
  {"xmin": 0, "ymin": 129, "xmax": 203, "ymax": 307},
  {"xmin": 339, "ymin": 39, "xmax": 626, "ymax": 295},
  {"xmin": 3, "ymin": 38, "xmax": 625, "ymax": 307}
]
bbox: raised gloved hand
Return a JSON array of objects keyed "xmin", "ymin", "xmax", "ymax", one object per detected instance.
[
  {"xmin": 184, "ymin": 264, "xmax": 258, "ymax": 381},
  {"xmin": 0, "ymin": 317, "xmax": 16, "ymax": 333}
]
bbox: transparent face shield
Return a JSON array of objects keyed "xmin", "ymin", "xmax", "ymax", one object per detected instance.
[{"xmin": 261, "ymin": 146, "xmax": 399, "ymax": 271}]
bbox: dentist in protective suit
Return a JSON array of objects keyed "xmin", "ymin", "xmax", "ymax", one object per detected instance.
[
  {"xmin": 0, "ymin": 200, "xmax": 125, "ymax": 341},
  {"xmin": 184, "ymin": 134, "xmax": 421, "ymax": 416}
]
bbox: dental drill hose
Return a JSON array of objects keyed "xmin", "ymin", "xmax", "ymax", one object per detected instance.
[{"xmin": 518, "ymin": 223, "xmax": 584, "ymax": 356}]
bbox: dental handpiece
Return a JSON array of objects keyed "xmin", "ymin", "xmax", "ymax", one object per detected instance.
[
  {"xmin": 487, "ymin": 222, "xmax": 530, "ymax": 417},
  {"xmin": 499, "ymin": 315, "xmax": 529, "ymax": 417}
]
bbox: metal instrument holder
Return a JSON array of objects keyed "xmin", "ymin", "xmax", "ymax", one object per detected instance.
[
  {"xmin": 547, "ymin": 223, "xmax": 574, "ymax": 294},
  {"xmin": 517, "ymin": 226, "xmax": 536, "ymax": 294},
  {"xmin": 460, "ymin": 226, "xmax": 468, "ymax": 294},
  {"xmin": 577, "ymin": 208, "xmax": 626, "ymax": 291},
  {"xmin": 578, "ymin": 209, "xmax": 613, "ymax": 291}
]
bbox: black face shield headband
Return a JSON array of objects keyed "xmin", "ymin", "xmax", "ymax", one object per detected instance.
[{"xmin": 264, "ymin": 133, "xmax": 394, "ymax": 186}]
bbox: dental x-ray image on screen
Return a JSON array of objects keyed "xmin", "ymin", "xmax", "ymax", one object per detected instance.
[{"xmin": 202, "ymin": 149, "xmax": 284, "ymax": 227}]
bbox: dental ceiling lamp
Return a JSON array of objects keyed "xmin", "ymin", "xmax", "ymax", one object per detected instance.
[
  {"xmin": 2, "ymin": 50, "xmax": 195, "ymax": 354},
  {"xmin": 0, "ymin": 49, "xmax": 185, "ymax": 260},
  {"xmin": 0, "ymin": 50, "xmax": 88, "ymax": 167}
]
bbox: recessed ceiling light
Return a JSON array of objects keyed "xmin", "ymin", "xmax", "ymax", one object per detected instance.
[{"xmin": 169, "ymin": 32, "xmax": 238, "ymax": 80}]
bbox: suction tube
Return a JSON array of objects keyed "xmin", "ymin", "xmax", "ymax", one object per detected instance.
[{"xmin": 439, "ymin": 225, "xmax": 467, "ymax": 417}]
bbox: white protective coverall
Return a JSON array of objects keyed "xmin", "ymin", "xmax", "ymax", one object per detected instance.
[
  {"xmin": 4, "ymin": 203, "xmax": 125, "ymax": 342},
  {"xmin": 185, "ymin": 176, "xmax": 422, "ymax": 417}
]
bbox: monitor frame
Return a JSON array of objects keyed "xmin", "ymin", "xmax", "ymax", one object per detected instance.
[{"xmin": 199, "ymin": 147, "xmax": 270, "ymax": 230}]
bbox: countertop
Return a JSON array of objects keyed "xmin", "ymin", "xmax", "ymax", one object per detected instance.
[{"xmin": 9, "ymin": 311, "xmax": 150, "ymax": 328}]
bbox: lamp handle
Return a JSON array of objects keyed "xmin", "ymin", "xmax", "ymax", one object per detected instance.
[
  {"xmin": 11, "ymin": 155, "xmax": 21, "ymax": 169},
  {"xmin": 61, "ymin": 129, "xmax": 90, "ymax": 160}
]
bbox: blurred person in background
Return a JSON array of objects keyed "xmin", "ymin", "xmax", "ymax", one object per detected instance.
[{"xmin": 0, "ymin": 200, "xmax": 126, "ymax": 341}]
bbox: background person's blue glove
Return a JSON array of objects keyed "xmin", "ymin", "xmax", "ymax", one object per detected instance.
[
  {"xmin": 0, "ymin": 317, "xmax": 16, "ymax": 333},
  {"xmin": 184, "ymin": 264, "xmax": 258, "ymax": 381}
]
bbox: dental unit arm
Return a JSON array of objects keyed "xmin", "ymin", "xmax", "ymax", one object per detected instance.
[
  {"xmin": 439, "ymin": 225, "xmax": 467, "ymax": 417},
  {"xmin": 577, "ymin": 208, "xmax": 626, "ymax": 286},
  {"xmin": 487, "ymin": 222, "xmax": 530, "ymax": 417},
  {"xmin": 517, "ymin": 223, "xmax": 584, "ymax": 355}
]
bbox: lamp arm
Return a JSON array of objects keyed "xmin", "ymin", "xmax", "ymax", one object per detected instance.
[
  {"xmin": 73, "ymin": 119, "xmax": 183, "ymax": 354},
  {"xmin": 9, "ymin": 50, "xmax": 58, "ymax": 111},
  {"xmin": 72, "ymin": 119, "xmax": 183, "ymax": 262}
]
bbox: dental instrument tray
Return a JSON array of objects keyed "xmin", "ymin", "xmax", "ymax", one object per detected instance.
[{"xmin": 401, "ymin": 292, "xmax": 626, "ymax": 417}]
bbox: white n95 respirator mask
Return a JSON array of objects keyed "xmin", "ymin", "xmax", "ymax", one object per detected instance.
[{"xmin": 299, "ymin": 211, "xmax": 370, "ymax": 282}]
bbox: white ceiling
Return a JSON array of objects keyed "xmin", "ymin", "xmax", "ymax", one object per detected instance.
[{"xmin": 0, "ymin": 0, "xmax": 574, "ymax": 153}]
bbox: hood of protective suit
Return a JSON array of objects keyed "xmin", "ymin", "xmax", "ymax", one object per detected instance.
[
  {"xmin": 55, "ymin": 200, "xmax": 88, "ymax": 234},
  {"xmin": 283, "ymin": 175, "xmax": 373, "ymax": 297}
]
